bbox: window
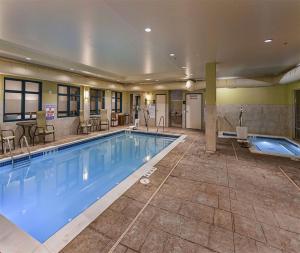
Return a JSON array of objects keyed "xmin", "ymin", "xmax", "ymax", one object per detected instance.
[
  {"xmin": 57, "ymin": 84, "xmax": 80, "ymax": 117},
  {"xmin": 4, "ymin": 78, "xmax": 42, "ymax": 121},
  {"xmin": 90, "ymin": 89, "xmax": 105, "ymax": 115},
  {"xmin": 111, "ymin": 91, "xmax": 122, "ymax": 113}
]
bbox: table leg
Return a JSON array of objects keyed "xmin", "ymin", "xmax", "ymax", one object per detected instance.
[
  {"xmin": 18, "ymin": 126, "xmax": 25, "ymax": 147},
  {"xmin": 28, "ymin": 125, "xmax": 33, "ymax": 145}
]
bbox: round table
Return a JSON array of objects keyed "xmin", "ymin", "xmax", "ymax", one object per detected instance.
[{"xmin": 16, "ymin": 121, "xmax": 36, "ymax": 146}]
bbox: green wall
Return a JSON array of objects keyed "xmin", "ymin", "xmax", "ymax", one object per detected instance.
[
  {"xmin": 287, "ymin": 81, "xmax": 300, "ymax": 105},
  {"xmin": 217, "ymin": 86, "xmax": 288, "ymax": 105}
]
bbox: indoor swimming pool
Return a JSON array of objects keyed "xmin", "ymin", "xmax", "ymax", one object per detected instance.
[{"xmin": 0, "ymin": 131, "xmax": 178, "ymax": 243}]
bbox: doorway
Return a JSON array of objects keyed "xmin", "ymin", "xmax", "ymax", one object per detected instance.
[
  {"xmin": 130, "ymin": 94, "xmax": 141, "ymax": 124},
  {"xmin": 295, "ymin": 90, "xmax": 300, "ymax": 139},
  {"xmin": 185, "ymin": 93, "xmax": 202, "ymax": 129},
  {"xmin": 155, "ymin": 94, "xmax": 166, "ymax": 127},
  {"xmin": 170, "ymin": 90, "xmax": 183, "ymax": 127}
]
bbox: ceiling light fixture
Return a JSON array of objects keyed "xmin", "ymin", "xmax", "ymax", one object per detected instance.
[
  {"xmin": 25, "ymin": 57, "xmax": 31, "ymax": 61},
  {"xmin": 70, "ymin": 68, "xmax": 74, "ymax": 71},
  {"xmin": 146, "ymin": 78, "xmax": 151, "ymax": 81},
  {"xmin": 169, "ymin": 53, "xmax": 175, "ymax": 57},
  {"xmin": 181, "ymin": 66, "xmax": 187, "ymax": 69},
  {"xmin": 264, "ymin": 39, "xmax": 272, "ymax": 43},
  {"xmin": 145, "ymin": 27, "xmax": 151, "ymax": 32}
]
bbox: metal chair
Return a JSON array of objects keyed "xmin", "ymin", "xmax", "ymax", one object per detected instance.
[
  {"xmin": 111, "ymin": 112, "xmax": 118, "ymax": 127},
  {"xmin": 77, "ymin": 110, "xmax": 92, "ymax": 134},
  {"xmin": 0, "ymin": 127, "xmax": 15, "ymax": 154},
  {"xmin": 33, "ymin": 111, "xmax": 55, "ymax": 145},
  {"xmin": 100, "ymin": 109, "xmax": 109, "ymax": 131}
]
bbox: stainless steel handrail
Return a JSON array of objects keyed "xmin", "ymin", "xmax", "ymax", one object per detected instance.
[
  {"xmin": 21, "ymin": 136, "xmax": 31, "ymax": 160},
  {"xmin": 156, "ymin": 116, "xmax": 165, "ymax": 133},
  {"xmin": 4, "ymin": 138, "xmax": 14, "ymax": 167}
]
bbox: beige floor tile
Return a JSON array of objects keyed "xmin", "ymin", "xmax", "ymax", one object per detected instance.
[
  {"xmin": 234, "ymin": 233, "xmax": 258, "ymax": 253},
  {"xmin": 179, "ymin": 216, "xmax": 210, "ymax": 247},
  {"xmin": 231, "ymin": 199, "xmax": 256, "ymax": 220},
  {"xmin": 121, "ymin": 222, "xmax": 151, "ymax": 251},
  {"xmin": 214, "ymin": 208, "xmax": 233, "ymax": 231},
  {"xmin": 179, "ymin": 201, "xmax": 214, "ymax": 224},
  {"xmin": 234, "ymin": 215, "xmax": 266, "ymax": 243},
  {"xmin": 274, "ymin": 212, "xmax": 300, "ymax": 234},
  {"xmin": 208, "ymin": 225, "xmax": 234, "ymax": 253}
]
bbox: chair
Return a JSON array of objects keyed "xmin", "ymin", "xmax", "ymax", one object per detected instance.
[
  {"xmin": 33, "ymin": 111, "xmax": 55, "ymax": 145},
  {"xmin": 77, "ymin": 110, "xmax": 92, "ymax": 134},
  {"xmin": 111, "ymin": 112, "xmax": 118, "ymax": 127},
  {"xmin": 0, "ymin": 127, "xmax": 15, "ymax": 154},
  {"xmin": 99, "ymin": 109, "xmax": 109, "ymax": 131}
]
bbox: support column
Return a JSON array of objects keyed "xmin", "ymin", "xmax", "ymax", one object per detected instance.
[
  {"xmin": 82, "ymin": 86, "xmax": 90, "ymax": 121},
  {"xmin": 105, "ymin": 90, "xmax": 112, "ymax": 121},
  {"xmin": 205, "ymin": 62, "xmax": 217, "ymax": 152}
]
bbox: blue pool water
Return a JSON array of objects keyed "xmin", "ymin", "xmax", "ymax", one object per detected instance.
[
  {"xmin": 250, "ymin": 136, "xmax": 300, "ymax": 157},
  {"xmin": 0, "ymin": 132, "xmax": 176, "ymax": 242}
]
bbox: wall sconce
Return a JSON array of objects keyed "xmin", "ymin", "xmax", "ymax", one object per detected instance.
[
  {"xmin": 186, "ymin": 80, "xmax": 194, "ymax": 89},
  {"xmin": 145, "ymin": 93, "xmax": 153, "ymax": 105},
  {"xmin": 84, "ymin": 88, "xmax": 89, "ymax": 102}
]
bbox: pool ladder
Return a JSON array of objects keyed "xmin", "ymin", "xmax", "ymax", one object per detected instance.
[
  {"xmin": 156, "ymin": 116, "xmax": 165, "ymax": 133},
  {"xmin": 5, "ymin": 136, "xmax": 31, "ymax": 168}
]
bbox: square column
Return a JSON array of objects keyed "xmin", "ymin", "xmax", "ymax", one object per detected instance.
[
  {"xmin": 205, "ymin": 62, "xmax": 217, "ymax": 152},
  {"xmin": 82, "ymin": 86, "xmax": 90, "ymax": 121}
]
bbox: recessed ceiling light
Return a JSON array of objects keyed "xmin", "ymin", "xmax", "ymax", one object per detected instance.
[
  {"xmin": 264, "ymin": 39, "xmax": 272, "ymax": 43},
  {"xmin": 145, "ymin": 27, "xmax": 151, "ymax": 32},
  {"xmin": 181, "ymin": 66, "xmax": 187, "ymax": 69},
  {"xmin": 25, "ymin": 57, "xmax": 31, "ymax": 60},
  {"xmin": 155, "ymin": 80, "xmax": 159, "ymax": 82},
  {"xmin": 169, "ymin": 53, "xmax": 175, "ymax": 57},
  {"xmin": 146, "ymin": 78, "xmax": 151, "ymax": 81}
]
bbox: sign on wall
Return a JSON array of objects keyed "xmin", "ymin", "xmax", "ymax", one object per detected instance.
[{"xmin": 45, "ymin": 104, "xmax": 56, "ymax": 120}]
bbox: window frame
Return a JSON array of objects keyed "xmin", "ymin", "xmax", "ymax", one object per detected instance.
[
  {"xmin": 90, "ymin": 88, "xmax": 105, "ymax": 115},
  {"xmin": 57, "ymin": 84, "xmax": 80, "ymax": 118},
  {"xmin": 111, "ymin": 91, "xmax": 122, "ymax": 113},
  {"xmin": 3, "ymin": 77, "xmax": 42, "ymax": 122}
]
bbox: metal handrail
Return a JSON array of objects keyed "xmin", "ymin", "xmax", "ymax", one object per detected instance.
[
  {"xmin": 21, "ymin": 136, "xmax": 31, "ymax": 160},
  {"xmin": 156, "ymin": 116, "xmax": 165, "ymax": 133},
  {"xmin": 4, "ymin": 138, "xmax": 14, "ymax": 167}
]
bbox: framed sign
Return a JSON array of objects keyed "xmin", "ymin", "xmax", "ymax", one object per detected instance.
[{"xmin": 45, "ymin": 104, "xmax": 56, "ymax": 120}]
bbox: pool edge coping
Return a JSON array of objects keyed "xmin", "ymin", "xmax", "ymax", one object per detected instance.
[{"xmin": 0, "ymin": 129, "xmax": 185, "ymax": 253}]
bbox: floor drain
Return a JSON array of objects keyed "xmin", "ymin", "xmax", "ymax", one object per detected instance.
[{"xmin": 140, "ymin": 178, "xmax": 150, "ymax": 185}]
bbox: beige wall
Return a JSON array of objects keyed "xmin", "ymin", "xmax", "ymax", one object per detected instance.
[
  {"xmin": 0, "ymin": 71, "xmax": 126, "ymax": 143},
  {"xmin": 1, "ymin": 56, "xmax": 300, "ymax": 140}
]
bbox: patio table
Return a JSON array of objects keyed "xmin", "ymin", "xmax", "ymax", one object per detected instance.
[{"xmin": 16, "ymin": 121, "xmax": 36, "ymax": 146}]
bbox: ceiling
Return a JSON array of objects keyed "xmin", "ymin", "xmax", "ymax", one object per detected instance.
[{"xmin": 0, "ymin": 0, "xmax": 299, "ymax": 84}]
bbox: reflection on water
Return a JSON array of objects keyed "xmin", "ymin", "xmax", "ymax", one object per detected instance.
[{"xmin": 0, "ymin": 133, "xmax": 175, "ymax": 242}]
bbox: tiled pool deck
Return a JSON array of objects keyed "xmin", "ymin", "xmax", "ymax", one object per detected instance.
[{"xmin": 2, "ymin": 127, "xmax": 300, "ymax": 253}]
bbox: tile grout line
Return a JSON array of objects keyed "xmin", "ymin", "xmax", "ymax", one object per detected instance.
[
  {"xmin": 108, "ymin": 139, "xmax": 195, "ymax": 253},
  {"xmin": 278, "ymin": 166, "xmax": 300, "ymax": 191}
]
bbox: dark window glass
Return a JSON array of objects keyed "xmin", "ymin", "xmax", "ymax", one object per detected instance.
[
  {"xmin": 90, "ymin": 89, "xmax": 105, "ymax": 115},
  {"xmin": 57, "ymin": 84, "xmax": 80, "ymax": 117},
  {"xmin": 111, "ymin": 91, "xmax": 122, "ymax": 113},
  {"xmin": 4, "ymin": 78, "xmax": 42, "ymax": 122}
]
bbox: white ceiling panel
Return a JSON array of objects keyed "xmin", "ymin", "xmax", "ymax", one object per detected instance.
[{"xmin": 0, "ymin": 0, "xmax": 299, "ymax": 82}]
